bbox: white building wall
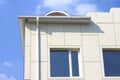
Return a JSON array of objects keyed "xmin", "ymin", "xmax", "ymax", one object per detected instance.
[
  {"xmin": 48, "ymin": 24, "xmax": 64, "ymax": 45},
  {"xmin": 39, "ymin": 24, "xmax": 48, "ymax": 80},
  {"xmin": 64, "ymin": 24, "xmax": 82, "ymax": 45},
  {"xmin": 23, "ymin": 8, "xmax": 120, "ymax": 80},
  {"xmin": 24, "ymin": 24, "xmax": 31, "ymax": 80}
]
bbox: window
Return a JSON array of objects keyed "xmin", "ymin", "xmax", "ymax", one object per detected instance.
[
  {"xmin": 103, "ymin": 50, "xmax": 120, "ymax": 77},
  {"xmin": 50, "ymin": 49, "xmax": 80, "ymax": 77}
]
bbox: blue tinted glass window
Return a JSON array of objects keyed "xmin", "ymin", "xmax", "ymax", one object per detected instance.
[
  {"xmin": 50, "ymin": 50, "xmax": 70, "ymax": 77},
  {"xmin": 71, "ymin": 51, "xmax": 79, "ymax": 76},
  {"xmin": 103, "ymin": 51, "xmax": 120, "ymax": 76}
]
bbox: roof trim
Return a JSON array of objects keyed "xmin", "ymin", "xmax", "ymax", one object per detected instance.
[
  {"xmin": 44, "ymin": 11, "xmax": 70, "ymax": 16},
  {"xmin": 18, "ymin": 16, "xmax": 91, "ymax": 23}
]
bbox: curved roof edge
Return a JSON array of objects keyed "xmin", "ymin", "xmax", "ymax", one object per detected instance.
[{"xmin": 44, "ymin": 11, "xmax": 70, "ymax": 16}]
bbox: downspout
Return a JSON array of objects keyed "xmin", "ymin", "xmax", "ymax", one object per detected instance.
[{"xmin": 36, "ymin": 16, "xmax": 41, "ymax": 80}]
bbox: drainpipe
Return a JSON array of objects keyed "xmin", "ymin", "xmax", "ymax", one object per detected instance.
[{"xmin": 36, "ymin": 16, "xmax": 41, "ymax": 80}]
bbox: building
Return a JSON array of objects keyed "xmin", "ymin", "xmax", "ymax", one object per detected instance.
[{"xmin": 18, "ymin": 8, "xmax": 120, "ymax": 80}]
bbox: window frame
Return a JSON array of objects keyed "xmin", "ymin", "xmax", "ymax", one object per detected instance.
[
  {"xmin": 100, "ymin": 46, "xmax": 120, "ymax": 80},
  {"xmin": 48, "ymin": 46, "xmax": 84, "ymax": 80}
]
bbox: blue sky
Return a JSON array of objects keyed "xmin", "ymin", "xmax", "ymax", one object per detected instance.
[{"xmin": 0, "ymin": 0, "xmax": 120, "ymax": 80}]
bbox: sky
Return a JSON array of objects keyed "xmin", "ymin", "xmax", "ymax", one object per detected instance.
[{"xmin": 0, "ymin": 0, "xmax": 120, "ymax": 80}]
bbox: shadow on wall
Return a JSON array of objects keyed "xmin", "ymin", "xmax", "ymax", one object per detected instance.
[
  {"xmin": 46, "ymin": 21, "xmax": 104, "ymax": 35},
  {"xmin": 80, "ymin": 21, "xmax": 104, "ymax": 34}
]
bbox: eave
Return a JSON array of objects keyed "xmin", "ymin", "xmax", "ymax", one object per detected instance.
[
  {"xmin": 18, "ymin": 16, "xmax": 91, "ymax": 55},
  {"xmin": 18, "ymin": 16, "xmax": 91, "ymax": 23}
]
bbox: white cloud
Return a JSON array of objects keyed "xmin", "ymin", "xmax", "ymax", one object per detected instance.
[
  {"xmin": 35, "ymin": 4, "xmax": 41, "ymax": 15},
  {"xmin": 35, "ymin": 0, "xmax": 98, "ymax": 15},
  {"xmin": 44, "ymin": 0, "xmax": 72, "ymax": 7},
  {"xmin": 0, "ymin": 0, "xmax": 4, "ymax": 3},
  {"xmin": 4, "ymin": 62, "xmax": 12, "ymax": 67},
  {"xmin": 0, "ymin": 0, "xmax": 6, "ymax": 5},
  {"xmin": 43, "ymin": 0, "xmax": 78, "ymax": 10},
  {"xmin": 75, "ymin": 3, "xmax": 97, "ymax": 15},
  {"xmin": 0, "ymin": 73, "xmax": 16, "ymax": 80}
]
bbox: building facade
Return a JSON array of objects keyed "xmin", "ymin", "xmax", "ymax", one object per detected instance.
[{"xmin": 19, "ymin": 8, "xmax": 120, "ymax": 80}]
